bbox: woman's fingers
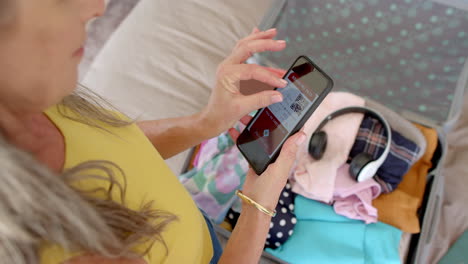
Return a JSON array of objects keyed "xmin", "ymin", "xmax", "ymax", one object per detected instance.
[
  {"xmin": 228, "ymin": 127, "xmax": 241, "ymax": 142},
  {"xmin": 251, "ymin": 27, "xmax": 260, "ymax": 34},
  {"xmin": 228, "ymin": 115, "xmax": 252, "ymax": 141},
  {"xmin": 244, "ymin": 28, "xmax": 278, "ymax": 42},
  {"xmin": 240, "ymin": 115, "xmax": 253, "ymax": 125},
  {"xmin": 267, "ymin": 132, "xmax": 306, "ymax": 180},
  {"xmin": 220, "ymin": 64, "xmax": 287, "ymax": 89},
  {"xmin": 264, "ymin": 67, "xmax": 287, "ymax": 78},
  {"xmin": 219, "ymin": 64, "xmax": 288, "ymax": 116},
  {"xmin": 236, "ymin": 90, "xmax": 283, "ymax": 117},
  {"xmin": 239, "ymin": 64, "xmax": 287, "ymax": 88},
  {"xmin": 226, "ymin": 39, "xmax": 286, "ymax": 64}
]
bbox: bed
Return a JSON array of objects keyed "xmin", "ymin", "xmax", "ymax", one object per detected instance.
[{"xmin": 82, "ymin": 0, "xmax": 468, "ymax": 262}]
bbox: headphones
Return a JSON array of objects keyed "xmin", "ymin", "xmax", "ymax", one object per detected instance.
[{"xmin": 308, "ymin": 106, "xmax": 392, "ymax": 182}]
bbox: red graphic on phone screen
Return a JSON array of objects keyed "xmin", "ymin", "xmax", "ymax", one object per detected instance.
[
  {"xmin": 250, "ymin": 108, "xmax": 288, "ymax": 155},
  {"xmin": 288, "ymin": 72, "xmax": 299, "ymax": 82}
]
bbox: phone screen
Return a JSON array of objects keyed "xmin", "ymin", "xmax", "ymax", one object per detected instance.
[
  {"xmin": 237, "ymin": 56, "xmax": 332, "ymax": 174},
  {"xmin": 247, "ymin": 69, "xmax": 323, "ymax": 157}
]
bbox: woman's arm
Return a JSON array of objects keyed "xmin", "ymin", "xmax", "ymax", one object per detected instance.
[
  {"xmin": 219, "ymin": 206, "xmax": 272, "ymax": 263},
  {"xmin": 218, "ymin": 131, "xmax": 306, "ymax": 264},
  {"xmin": 138, "ymin": 28, "xmax": 287, "ymax": 159},
  {"xmin": 137, "ymin": 113, "xmax": 211, "ymax": 160}
]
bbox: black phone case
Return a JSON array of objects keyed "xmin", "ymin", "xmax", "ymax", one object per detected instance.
[{"xmin": 237, "ymin": 55, "xmax": 334, "ymax": 175}]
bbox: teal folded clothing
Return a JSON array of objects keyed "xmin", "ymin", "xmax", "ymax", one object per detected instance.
[{"xmin": 265, "ymin": 196, "xmax": 402, "ymax": 264}]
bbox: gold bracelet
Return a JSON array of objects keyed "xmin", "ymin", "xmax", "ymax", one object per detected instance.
[{"xmin": 235, "ymin": 190, "xmax": 276, "ymax": 217}]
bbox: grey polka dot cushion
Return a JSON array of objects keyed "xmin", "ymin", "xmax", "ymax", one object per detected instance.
[{"xmin": 260, "ymin": 0, "xmax": 468, "ymax": 124}]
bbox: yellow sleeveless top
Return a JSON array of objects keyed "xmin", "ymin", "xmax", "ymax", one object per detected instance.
[{"xmin": 40, "ymin": 106, "xmax": 213, "ymax": 263}]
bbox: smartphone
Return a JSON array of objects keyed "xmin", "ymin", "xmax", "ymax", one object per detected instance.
[{"xmin": 236, "ymin": 55, "xmax": 333, "ymax": 175}]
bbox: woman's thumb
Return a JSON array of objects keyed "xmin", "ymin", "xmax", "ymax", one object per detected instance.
[{"xmin": 272, "ymin": 132, "xmax": 306, "ymax": 176}]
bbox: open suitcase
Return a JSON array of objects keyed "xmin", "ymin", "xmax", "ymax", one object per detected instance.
[{"xmin": 181, "ymin": 0, "xmax": 468, "ymax": 263}]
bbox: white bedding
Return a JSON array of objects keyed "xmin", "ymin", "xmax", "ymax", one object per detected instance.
[{"xmin": 83, "ymin": 0, "xmax": 274, "ymax": 173}]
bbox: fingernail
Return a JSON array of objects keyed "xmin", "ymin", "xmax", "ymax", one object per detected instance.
[
  {"xmin": 295, "ymin": 133, "xmax": 306, "ymax": 146},
  {"xmin": 280, "ymin": 79, "xmax": 288, "ymax": 86},
  {"xmin": 266, "ymin": 28, "xmax": 277, "ymax": 33},
  {"xmin": 272, "ymin": 94, "xmax": 283, "ymax": 103},
  {"xmin": 277, "ymin": 40, "xmax": 286, "ymax": 44}
]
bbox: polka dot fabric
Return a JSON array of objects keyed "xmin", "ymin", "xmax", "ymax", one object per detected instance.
[
  {"xmin": 260, "ymin": 0, "xmax": 468, "ymax": 124},
  {"xmin": 225, "ymin": 208, "xmax": 240, "ymax": 230},
  {"xmin": 266, "ymin": 182, "xmax": 297, "ymax": 249},
  {"xmin": 225, "ymin": 182, "xmax": 297, "ymax": 249}
]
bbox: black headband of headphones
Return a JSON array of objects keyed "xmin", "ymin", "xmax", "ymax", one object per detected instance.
[{"xmin": 314, "ymin": 106, "xmax": 390, "ymax": 139}]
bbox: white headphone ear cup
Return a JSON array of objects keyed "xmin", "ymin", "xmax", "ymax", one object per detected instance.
[
  {"xmin": 349, "ymin": 153, "xmax": 374, "ymax": 181},
  {"xmin": 356, "ymin": 161, "xmax": 379, "ymax": 182}
]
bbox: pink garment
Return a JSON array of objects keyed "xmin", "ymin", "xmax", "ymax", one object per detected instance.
[
  {"xmin": 192, "ymin": 140, "xmax": 208, "ymax": 168},
  {"xmin": 291, "ymin": 92, "xmax": 365, "ymax": 203},
  {"xmin": 333, "ymin": 164, "xmax": 382, "ymax": 224},
  {"xmin": 194, "ymin": 122, "xmax": 247, "ymax": 169},
  {"xmin": 194, "ymin": 138, "xmax": 219, "ymax": 169}
]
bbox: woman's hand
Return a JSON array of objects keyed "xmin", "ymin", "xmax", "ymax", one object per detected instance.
[
  {"xmin": 229, "ymin": 116, "xmax": 306, "ymax": 210},
  {"xmin": 138, "ymin": 28, "xmax": 287, "ymax": 159},
  {"xmin": 219, "ymin": 123, "xmax": 305, "ymax": 264},
  {"xmin": 200, "ymin": 28, "xmax": 288, "ymax": 138}
]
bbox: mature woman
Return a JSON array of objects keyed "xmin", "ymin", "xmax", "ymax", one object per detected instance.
[{"xmin": 0, "ymin": 0, "xmax": 306, "ymax": 263}]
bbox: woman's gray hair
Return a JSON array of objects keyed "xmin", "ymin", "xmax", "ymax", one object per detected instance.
[{"xmin": 0, "ymin": 86, "xmax": 177, "ymax": 263}]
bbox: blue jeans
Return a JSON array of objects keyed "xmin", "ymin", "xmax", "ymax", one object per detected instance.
[{"xmin": 201, "ymin": 211, "xmax": 223, "ymax": 264}]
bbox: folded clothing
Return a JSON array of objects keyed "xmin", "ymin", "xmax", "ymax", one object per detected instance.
[
  {"xmin": 365, "ymin": 99, "xmax": 427, "ymax": 162},
  {"xmin": 179, "ymin": 122, "xmax": 249, "ymax": 223},
  {"xmin": 373, "ymin": 124, "xmax": 438, "ymax": 233},
  {"xmin": 350, "ymin": 115, "xmax": 421, "ymax": 193},
  {"xmin": 292, "ymin": 92, "xmax": 365, "ymax": 203},
  {"xmin": 333, "ymin": 164, "xmax": 381, "ymax": 224},
  {"xmin": 226, "ymin": 182, "xmax": 297, "ymax": 249},
  {"xmin": 266, "ymin": 195, "xmax": 402, "ymax": 264}
]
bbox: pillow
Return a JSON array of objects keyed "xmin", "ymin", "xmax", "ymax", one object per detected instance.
[{"xmin": 83, "ymin": 0, "xmax": 276, "ymax": 173}]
